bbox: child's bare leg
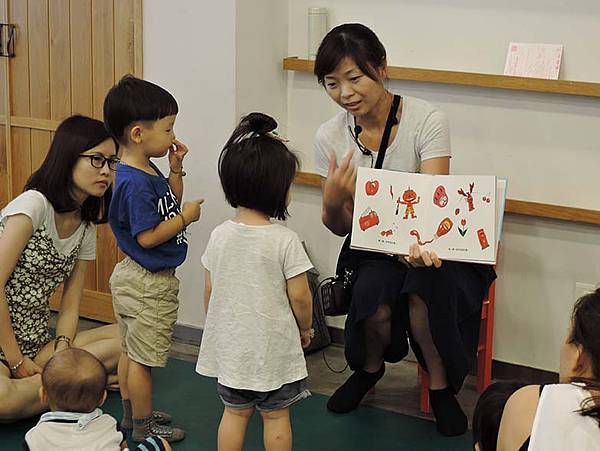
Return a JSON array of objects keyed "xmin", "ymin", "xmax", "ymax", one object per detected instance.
[
  {"xmin": 218, "ymin": 406, "xmax": 254, "ymax": 451},
  {"xmin": 260, "ymin": 408, "xmax": 292, "ymax": 451},
  {"xmin": 118, "ymin": 353, "xmax": 130, "ymax": 399},
  {"xmin": 129, "ymin": 359, "xmax": 152, "ymax": 418}
]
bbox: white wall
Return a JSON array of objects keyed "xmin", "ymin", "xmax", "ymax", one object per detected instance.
[
  {"xmin": 284, "ymin": 0, "xmax": 600, "ymax": 372},
  {"xmin": 143, "ymin": 0, "xmax": 236, "ymax": 328},
  {"xmin": 236, "ymin": 1, "xmax": 289, "ymax": 125},
  {"xmin": 142, "ymin": 0, "xmax": 600, "ymax": 372}
]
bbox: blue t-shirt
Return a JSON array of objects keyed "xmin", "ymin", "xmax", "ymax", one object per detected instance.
[{"xmin": 109, "ymin": 162, "xmax": 187, "ymax": 272}]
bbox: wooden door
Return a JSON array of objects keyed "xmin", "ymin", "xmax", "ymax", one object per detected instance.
[{"xmin": 0, "ymin": 0, "xmax": 143, "ymax": 322}]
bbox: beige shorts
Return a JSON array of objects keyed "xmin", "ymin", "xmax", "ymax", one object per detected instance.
[{"xmin": 110, "ymin": 257, "xmax": 180, "ymax": 367}]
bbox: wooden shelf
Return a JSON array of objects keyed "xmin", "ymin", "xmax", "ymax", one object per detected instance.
[
  {"xmin": 283, "ymin": 57, "xmax": 600, "ymax": 98},
  {"xmin": 293, "ymin": 172, "xmax": 600, "ymax": 226}
]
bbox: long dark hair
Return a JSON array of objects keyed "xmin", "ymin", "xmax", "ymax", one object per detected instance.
[
  {"xmin": 25, "ymin": 115, "xmax": 115, "ymax": 224},
  {"xmin": 218, "ymin": 113, "xmax": 299, "ymax": 220},
  {"xmin": 570, "ymin": 288, "xmax": 600, "ymax": 426}
]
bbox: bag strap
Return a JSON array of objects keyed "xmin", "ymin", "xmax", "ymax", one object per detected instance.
[{"xmin": 374, "ymin": 94, "xmax": 401, "ymax": 169}]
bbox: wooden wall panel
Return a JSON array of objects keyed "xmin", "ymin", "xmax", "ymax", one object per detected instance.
[
  {"xmin": 28, "ymin": 0, "xmax": 51, "ymax": 173},
  {"xmin": 49, "ymin": 0, "xmax": 71, "ymax": 120},
  {"xmin": 0, "ymin": 126, "xmax": 7, "ymax": 207},
  {"xmin": 114, "ymin": 0, "xmax": 135, "ymax": 78},
  {"xmin": 0, "ymin": 1, "xmax": 8, "ymax": 206},
  {"xmin": 92, "ymin": 0, "xmax": 116, "ymax": 293},
  {"xmin": 2, "ymin": 0, "xmax": 142, "ymax": 321},
  {"xmin": 70, "ymin": 0, "xmax": 92, "ymax": 117},
  {"xmin": 9, "ymin": 0, "xmax": 31, "ymax": 195}
]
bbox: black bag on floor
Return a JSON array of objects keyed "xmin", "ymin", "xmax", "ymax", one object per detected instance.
[{"xmin": 303, "ymin": 267, "xmax": 331, "ymax": 354}]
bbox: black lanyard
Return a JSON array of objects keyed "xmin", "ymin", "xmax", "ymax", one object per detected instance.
[{"xmin": 374, "ymin": 94, "xmax": 401, "ymax": 169}]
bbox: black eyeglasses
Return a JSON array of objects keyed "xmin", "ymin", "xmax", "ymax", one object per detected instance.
[
  {"xmin": 78, "ymin": 154, "xmax": 120, "ymax": 171},
  {"xmin": 347, "ymin": 125, "xmax": 374, "ymax": 168}
]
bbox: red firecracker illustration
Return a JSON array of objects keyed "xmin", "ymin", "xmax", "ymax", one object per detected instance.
[
  {"xmin": 396, "ymin": 187, "xmax": 420, "ymax": 219},
  {"xmin": 359, "ymin": 208, "xmax": 380, "ymax": 231},
  {"xmin": 410, "ymin": 217, "xmax": 454, "ymax": 245},
  {"xmin": 458, "ymin": 183, "xmax": 475, "ymax": 212},
  {"xmin": 477, "ymin": 228, "xmax": 490, "ymax": 250}
]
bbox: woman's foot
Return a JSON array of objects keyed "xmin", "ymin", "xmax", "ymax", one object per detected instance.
[
  {"xmin": 429, "ymin": 387, "xmax": 468, "ymax": 436},
  {"xmin": 327, "ymin": 364, "xmax": 385, "ymax": 413}
]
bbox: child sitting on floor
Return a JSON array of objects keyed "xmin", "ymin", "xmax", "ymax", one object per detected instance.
[{"xmin": 23, "ymin": 348, "xmax": 170, "ymax": 451}]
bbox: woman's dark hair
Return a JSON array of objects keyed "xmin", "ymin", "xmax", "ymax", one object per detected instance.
[
  {"xmin": 103, "ymin": 74, "xmax": 179, "ymax": 144},
  {"xmin": 472, "ymin": 381, "xmax": 527, "ymax": 451},
  {"xmin": 219, "ymin": 113, "xmax": 299, "ymax": 220},
  {"xmin": 25, "ymin": 115, "xmax": 115, "ymax": 224},
  {"xmin": 314, "ymin": 23, "xmax": 387, "ymax": 85},
  {"xmin": 569, "ymin": 288, "xmax": 600, "ymax": 426}
]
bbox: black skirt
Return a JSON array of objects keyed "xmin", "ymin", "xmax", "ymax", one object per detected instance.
[{"xmin": 337, "ymin": 236, "xmax": 496, "ymax": 393}]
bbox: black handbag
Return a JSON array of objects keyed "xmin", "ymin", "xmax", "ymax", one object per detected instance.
[{"xmin": 319, "ymin": 95, "xmax": 402, "ymax": 316}]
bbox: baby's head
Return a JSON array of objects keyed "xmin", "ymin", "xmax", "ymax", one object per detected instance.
[
  {"xmin": 103, "ymin": 74, "xmax": 178, "ymax": 157},
  {"xmin": 219, "ymin": 112, "xmax": 299, "ymax": 220},
  {"xmin": 41, "ymin": 348, "xmax": 107, "ymax": 413}
]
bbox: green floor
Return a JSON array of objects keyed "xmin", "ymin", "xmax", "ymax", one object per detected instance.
[{"xmin": 2, "ymin": 358, "xmax": 473, "ymax": 450}]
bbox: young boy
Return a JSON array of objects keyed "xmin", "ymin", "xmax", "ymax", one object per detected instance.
[
  {"xmin": 104, "ymin": 75, "xmax": 204, "ymax": 443},
  {"xmin": 23, "ymin": 348, "xmax": 171, "ymax": 451}
]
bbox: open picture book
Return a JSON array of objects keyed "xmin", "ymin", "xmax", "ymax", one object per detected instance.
[{"xmin": 351, "ymin": 168, "xmax": 507, "ymax": 265}]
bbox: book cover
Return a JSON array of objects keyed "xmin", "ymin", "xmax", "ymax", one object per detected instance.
[{"xmin": 351, "ymin": 168, "xmax": 504, "ymax": 264}]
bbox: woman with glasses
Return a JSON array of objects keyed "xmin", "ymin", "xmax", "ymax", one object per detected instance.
[
  {"xmin": 0, "ymin": 115, "xmax": 121, "ymax": 420},
  {"xmin": 314, "ymin": 24, "xmax": 496, "ymax": 436}
]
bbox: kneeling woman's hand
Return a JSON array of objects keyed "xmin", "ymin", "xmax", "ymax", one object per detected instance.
[{"xmin": 404, "ymin": 243, "xmax": 442, "ymax": 269}]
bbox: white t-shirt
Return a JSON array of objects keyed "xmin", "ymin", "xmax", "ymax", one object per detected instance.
[
  {"xmin": 196, "ymin": 220, "xmax": 314, "ymax": 392},
  {"xmin": 314, "ymin": 95, "xmax": 451, "ymax": 176},
  {"xmin": 529, "ymin": 383, "xmax": 600, "ymax": 450},
  {"xmin": 0, "ymin": 190, "xmax": 96, "ymax": 260}
]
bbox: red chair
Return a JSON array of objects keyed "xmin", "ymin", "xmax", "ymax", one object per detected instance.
[{"xmin": 418, "ymin": 278, "xmax": 497, "ymax": 413}]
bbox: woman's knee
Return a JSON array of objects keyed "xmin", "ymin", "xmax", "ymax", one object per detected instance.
[
  {"xmin": 408, "ymin": 293, "xmax": 428, "ymax": 317},
  {"xmin": 366, "ymin": 304, "xmax": 392, "ymax": 326},
  {"xmin": 72, "ymin": 323, "xmax": 120, "ymax": 348}
]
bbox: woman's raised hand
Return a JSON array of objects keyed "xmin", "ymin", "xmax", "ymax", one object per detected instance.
[
  {"xmin": 405, "ymin": 243, "xmax": 443, "ymax": 269},
  {"xmin": 323, "ymin": 151, "xmax": 357, "ymax": 210}
]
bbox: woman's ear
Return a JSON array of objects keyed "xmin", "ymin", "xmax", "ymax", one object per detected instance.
[
  {"xmin": 378, "ymin": 59, "xmax": 388, "ymax": 80},
  {"xmin": 574, "ymin": 345, "xmax": 593, "ymax": 377}
]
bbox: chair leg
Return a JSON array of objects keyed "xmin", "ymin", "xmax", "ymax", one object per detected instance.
[
  {"xmin": 477, "ymin": 343, "xmax": 493, "ymax": 393},
  {"xmin": 418, "ymin": 365, "xmax": 431, "ymax": 414}
]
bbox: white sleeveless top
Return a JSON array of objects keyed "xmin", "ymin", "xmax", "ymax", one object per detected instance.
[{"xmin": 529, "ymin": 383, "xmax": 600, "ymax": 450}]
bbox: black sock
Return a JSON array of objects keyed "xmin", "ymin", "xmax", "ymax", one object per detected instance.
[
  {"xmin": 327, "ymin": 364, "xmax": 385, "ymax": 414},
  {"xmin": 429, "ymin": 387, "xmax": 467, "ymax": 436}
]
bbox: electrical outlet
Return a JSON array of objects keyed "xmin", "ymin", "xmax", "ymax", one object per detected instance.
[{"xmin": 575, "ymin": 282, "xmax": 596, "ymax": 301}]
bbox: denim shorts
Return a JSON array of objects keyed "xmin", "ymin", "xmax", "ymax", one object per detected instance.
[{"xmin": 217, "ymin": 379, "xmax": 311, "ymax": 412}]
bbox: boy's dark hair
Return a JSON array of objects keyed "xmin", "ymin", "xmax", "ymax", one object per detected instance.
[
  {"xmin": 219, "ymin": 113, "xmax": 299, "ymax": 220},
  {"xmin": 25, "ymin": 115, "xmax": 114, "ymax": 224},
  {"xmin": 472, "ymin": 381, "xmax": 527, "ymax": 451},
  {"xmin": 42, "ymin": 348, "xmax": 108, "ymax": 413},
  {"xmin": 103, "ymin": 74, "xmax": 179, "ymax": 144},
  {"xmin": 314, "ymin": 23, "xmax": 387, "ymax": 85},
  {"xmin": 569, "ymin": 288, "xmax": 600, "ymax": 426}
]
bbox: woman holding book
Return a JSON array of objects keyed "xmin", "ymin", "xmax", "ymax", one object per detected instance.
[{"xmin": 313, "ymin": 23, "xmax": 496, "ymax": 436}]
